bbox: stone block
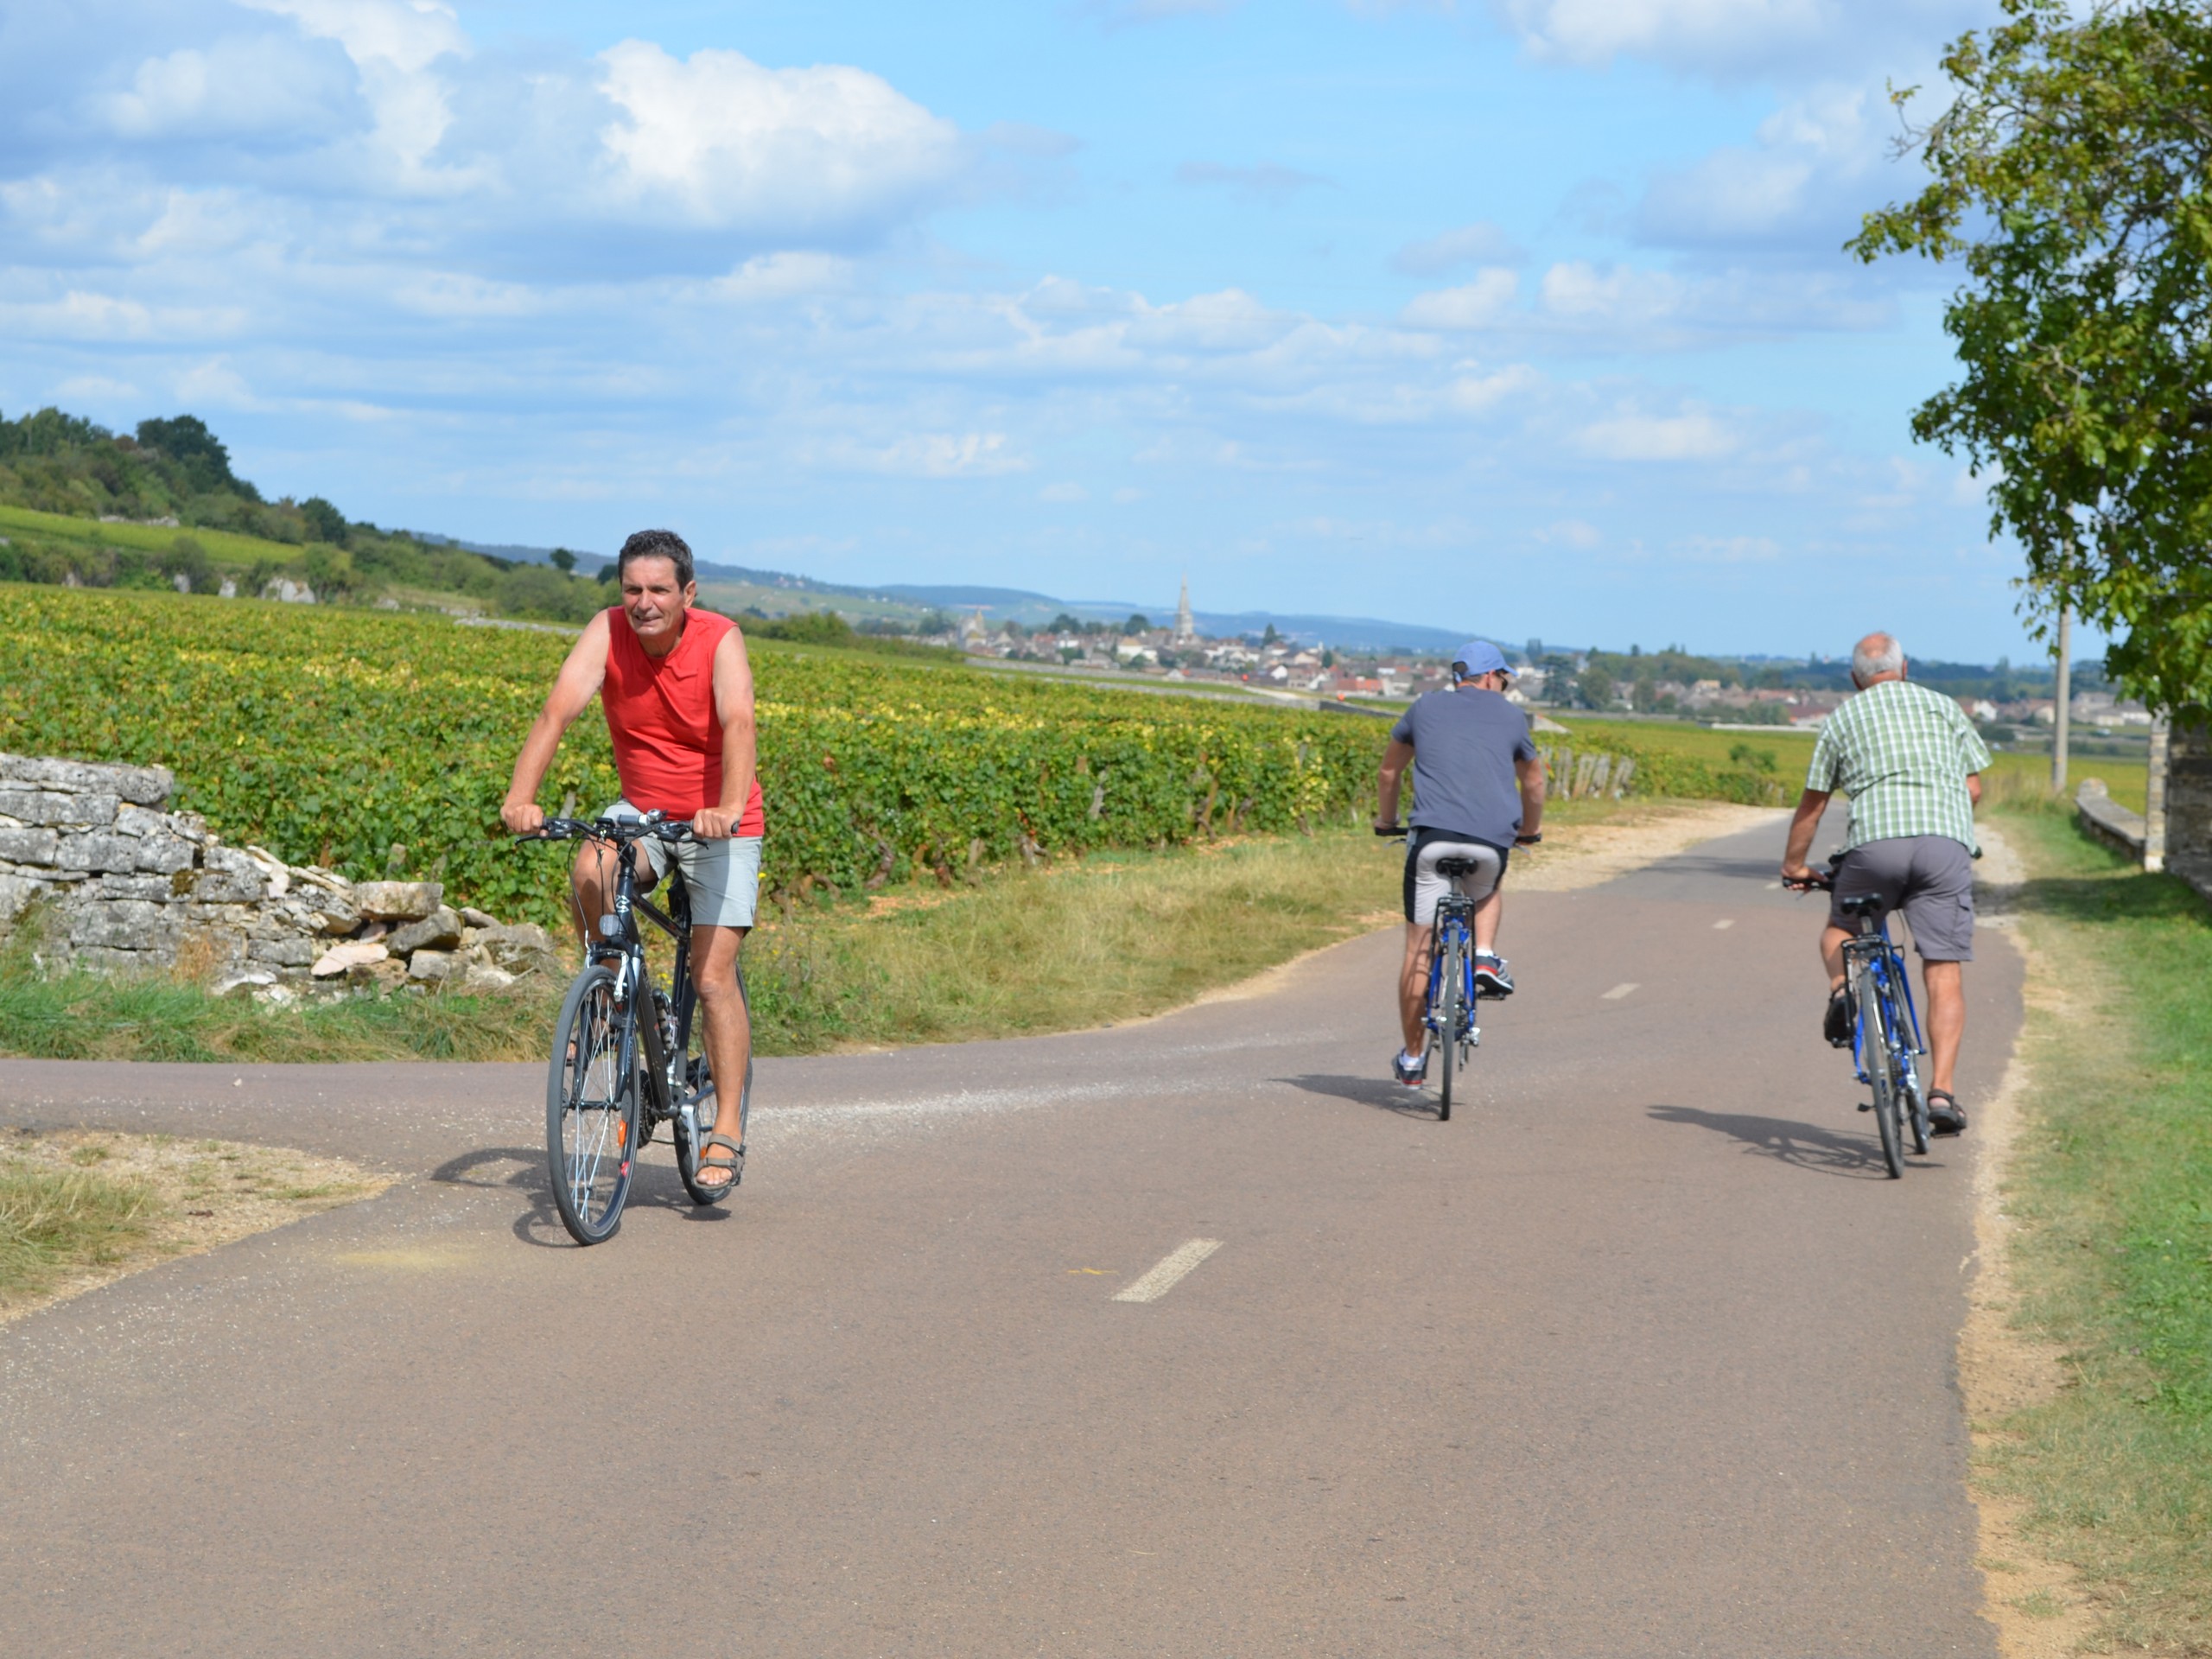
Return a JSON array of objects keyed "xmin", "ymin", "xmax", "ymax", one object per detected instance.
[
  {"xmin": 0, "ymin": 874, "xmax": 48, "ymax": 926},
  {"xmin": 475, "ymin": 921, "xmax": 561, "ymax": 976},
  {"xmin": 57, "ymin": 833, "xmax": 137, "ymax": 874},
  {"xmin": 68, "ymin": 899, "xmax": 168, "ymax": 950},
  {"xmin": 0, "ymin": 755, "xmax": 172, "ymax": 805},
  {"xmin": 0, "ymin": 790, "xmax": 116, "ymax": 827},
  {"xmin": 194, "ymin": 845, "xmax": 268, "ymax": 903},
  {"xmin": 353, "ymin": 880, "xmax": 443, "ymax": 922},
  {"xmin": 0, "ymin": 828, "xmax": 59, "ymax": 866},
  {"xmin": 407, "ymin": 948, "xmax": 455, "ymax": 982},
  {"xmin": 248, "ymin": 937, "xmax": 317, "ymax": 968},
  {"xmin": 306, "ymin": 901, "xmax": 360, "ymax": 936},
  {"xmin": 98, "ymin": 874, "xmax": 179, "ymax": 901},
  {"xmin": 460, "ymin": 958, "xmax": 518, "ymax": 993},
  {"xmin": 116, "ymin": 804, "xmax": 169, "ymax": 837},
  {"xmin": 389, "ymin": 906, "xmax": 463, "ymax": 955},
  {"xmin": 312, "ymin": 939, "xmax": 389, "ymax": 977},
  {"xmin": 73, "ymin": 945, "xmax": 158, "ymax": 975},
  {"xmin": 133, "ymin": 835, "xmax": 198, "ymax": 874},
  {"xmin": 459, "ymin": 906, "xmax": 499, "ymax": 928}
]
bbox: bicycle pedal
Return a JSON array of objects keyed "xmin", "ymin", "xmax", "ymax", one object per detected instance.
[{"xmin": 1857, "ymin": 1101, "xmax": 1872, "ymax": 1113}]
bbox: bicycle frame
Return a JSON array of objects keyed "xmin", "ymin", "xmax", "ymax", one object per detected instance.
[
  {"xmin": 594, "ymin": 834, "xmax": 698, "ymax": 1126},
  {"xmin": 1841, "ymin": 908, "xmax": 1924, "ymax": 1090},
  {"xmin": 1424, "ymin": 893, "xmax": 1479, "ymax": 1045}
]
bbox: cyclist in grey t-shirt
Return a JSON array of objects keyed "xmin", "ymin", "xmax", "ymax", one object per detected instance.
[{"xmin": 1375, "ymin": 641, "xmax": 1546, "ymax": 1087}]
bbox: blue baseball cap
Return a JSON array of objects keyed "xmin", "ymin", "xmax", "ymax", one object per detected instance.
[{"xmin": 1451, "ymin": 640, "xmax": 1511, "ymax": 679}]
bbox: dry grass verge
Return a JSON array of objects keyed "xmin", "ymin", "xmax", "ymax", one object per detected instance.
[{"xmin": 0, "ymin": 1128, "xmax": 391, "ymax": 1324}]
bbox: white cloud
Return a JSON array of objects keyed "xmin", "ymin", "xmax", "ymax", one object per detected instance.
[
  {"xmin": 239, "ymin": 0, "xmax": 468, "ymax": 74},
  {"xmin": 1537, "ymin": 518, "xmax": 1602, "ymax": 548},
  {"xmin": 596, "ymin": 41, "xmax": 963, "ymax": 232},
  {"xmin": 859, "ymin": 432, "xmax": 1028, "ymax": 478},
  {"xmin": 1401, "ymin": 269, "xmax": 1519, "ymax": 331},
  {"xmin": 708, "ymin": 251, "xmax": 855, "ymax": 304},
  {"xmin": 1488, "ymin": 0, "xmax": 1989, "ymax": 79},
  {"xmin": 1039, "ymin": 481, "xmax": 1090, "ymax": 502},
  {"xmin": 96, "ymin": 35, "xmax": 359, "ymax": 141},
  {"xmin": 1391, "ymin": 221, "xmax": 1525, "ymax": 276},
  {"xmin": 1577, "ymin": 408, "xmax": 1737, "ymax": 461},
  {"xmin": 1677, "ymin": 534, "xmax": 1781, "ymax": 562}
]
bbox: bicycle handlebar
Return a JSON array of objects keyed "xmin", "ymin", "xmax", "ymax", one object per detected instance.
[{"xmin": 518, "ymin": 814, "xmax": 695, "ymax": 847}]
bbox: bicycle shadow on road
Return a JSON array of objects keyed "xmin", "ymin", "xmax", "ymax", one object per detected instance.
[
  {"xmin": 429, "ymin": 1144, "xmax": 735, "ymax": 1248},
  {"xmin": 1275, "ymin": 1073, "xmax": 1443, "ymax": 1122},
  {"xmin": 1645, "ymin": 1104, "xmax": 1934, "ymax": 1179}
]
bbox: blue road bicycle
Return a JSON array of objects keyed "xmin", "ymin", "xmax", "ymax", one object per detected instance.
[
  {"xmin": 1793, "ymin": 859, "xmax": 1929, "ymax": 1179},
  {"xmin": 1379, "ymin": 828, "xmax": 1482, "ymax": 1121}
]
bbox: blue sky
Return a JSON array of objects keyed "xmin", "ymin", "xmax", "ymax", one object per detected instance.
[{"xmin": 0, "ymin": 0, "xmax": 2063, "ymax": 662}]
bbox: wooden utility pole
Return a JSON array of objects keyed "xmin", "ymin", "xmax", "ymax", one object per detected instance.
[{"xmin": 2051, "ymin": 603, "xmax": 2072, "ymax": 794}]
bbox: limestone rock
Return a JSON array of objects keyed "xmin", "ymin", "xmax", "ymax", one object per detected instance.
[
  {"xmin": 307, "ymin": 900, "xmax": 360, "ymax": 936},
  {"xmin": 312, "ymin": 939, "xmax": 388, "ymax": 977},
  {"xmin": 459, "ymin": 906, "xmax": 498, "ymax": 928},
  {"xmin": 0, "ymin": 755, "xmax": 171, "ymax": 805},
  {"xmin": 57, "ymin": 833, "xmax": 137, "ymax": 875},
  {"xmin": 132, "ymin": 835, "xmax": 197, "ymax": 874},
  {"xmin": 0, "ymin": 789, "xmax": 116, "ymax": 827},
  {"xmin": 406, "ymin": 948, "xmax": 455, "ymax": 982},
  {"xmin": 0, "ymin": 828, "xmax": 59, "ymax": 866},
  {"xmin": 474, "ymin": 921, "xmax": 560, "ymax": 977},
  {"xmin": 353, "ymin": 880, "xmax": 442, "ymax": 922},
  {"xmin": 388, "ymin": 906, "xmax": 462, "ymax": 956},
  {"xmin": 194, "ymin": 846, "xmax": 267, "ymax": 903},
  {"xmin": 248, "ymin": 937, "xmax": 316, "ymax": 968},
  {"xmin": 460, "ymin": 958, "xmax": 518, "ymax": 993},
  {"xmin": 68, "ymin": 899, "xmax": 167, "ymax": 950},
  {"xmin": 0, "ymin": 874, "xmax": 47, "ymax": 925}
]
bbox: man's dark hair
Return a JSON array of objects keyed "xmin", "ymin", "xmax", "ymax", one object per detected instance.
[{"xmin": 616, "ymin": 529, "xmax": 695, "ymax": 588}]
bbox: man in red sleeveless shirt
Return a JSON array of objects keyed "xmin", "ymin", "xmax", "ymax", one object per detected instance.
[{"xmin": 502, "ymin": 529, "xmax": 763, "ymax": 1195}]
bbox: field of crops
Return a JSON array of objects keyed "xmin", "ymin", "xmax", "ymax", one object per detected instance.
[
  {"xmin": 1545, "ymin": 715, "xmax": 1811, "ymax": 805},
  {"xmin": 0, "ymin": 587, "xmax": 1401, "ymax": 928}
]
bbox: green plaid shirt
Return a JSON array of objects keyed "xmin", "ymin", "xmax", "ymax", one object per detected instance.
[{"xmin": 1807, "ymin": 679, "xmax": 1992, "ymax": 854}]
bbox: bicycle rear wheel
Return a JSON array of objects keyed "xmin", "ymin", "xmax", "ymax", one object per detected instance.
[
  {"xmin": 1435, "ymin": 931, "xmax": 1460, "ymax": 1122},
  {"xmin": 546, "ymin": 964, "xmax": 639, "ymax": 1243},
  {"xmin": 1853, "ymin": 960, "xmax": 1903, "ymax": 1179}
]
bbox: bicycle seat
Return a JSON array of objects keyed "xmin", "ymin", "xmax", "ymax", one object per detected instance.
[
  {"xmin": 1435, "ymin": 856, "xmax": 1482, "ymax": 878},
  {"xmin": 1837, "ymin": 894, "xmax": 1884, "ymax": 918}
]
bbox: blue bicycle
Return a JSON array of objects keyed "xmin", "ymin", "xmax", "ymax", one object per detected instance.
[
  {"xmin": 1379, "ymin": 829, "xmax": 1482, "ymax": 1121},
  {"xmin": 1792, "ymin": 860, "xmax": 1929, "ymax": 1179}
]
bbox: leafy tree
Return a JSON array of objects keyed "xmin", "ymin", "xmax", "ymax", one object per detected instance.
[
  {"xmin": 1262, "ymin": 623, "xmax": 1280, "ymax": 646},
  {"xmin": 1853, "ymin": 0, "xmax": 2212, "ymax": 710},
  {"xmin": 301, "ymin": 496, "xmax": 348, "ymax": 546},
  {"xmin": 1577, "ymin": 665, "xmax": 1617, "ymax": 709},
  {"xmin": 1123, "ymin": 613, "xmax": 1151, "ymax": 635},
  {"xmin": 1047, "ymin": 612, "xmax": 1083, "ymax": 634},
  {"xmin": 136, "ymin": 415, "xmax": 255, "ymax": 499},
  {"xmin": 549, "ymin": 547, "xmax": 576, "ymax": 574}
]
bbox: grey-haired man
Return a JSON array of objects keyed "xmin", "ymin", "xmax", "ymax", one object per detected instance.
[
  {"xmin": 1780, "ymin": 631, "xmax": 1988, "ymax": 1136},
  {"xmin": 1375, "ymin": 640, "xmax": 1547, "ymax": 1087}
]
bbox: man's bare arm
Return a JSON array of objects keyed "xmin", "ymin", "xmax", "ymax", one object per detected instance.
[
  {"xmin": 501, "ymin": 613, "xmax": 612, "ymax": 835},
  {"xmin": 1375, "ymin": 738, "xmax": 1414, "ymax": 829},
  {"xmin": 1967, "ymin": 772, "xmax": 1982, "ymax": 809},
  {"xmin": 1515, "ymin": 752, "xmax": 1546, "ymax": 839},
  {"xmin": 1780, "ymin": 787, "xmax": 1832, "ymax": 881},
  {"xmin": 692, "ymin": 625, "xmax": 759, "ymax": 841}
]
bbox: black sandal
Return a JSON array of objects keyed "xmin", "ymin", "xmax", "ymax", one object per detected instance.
[
  {"xmin": 696, "ymin": 1133, "xmax": 745, "ymax": 1194},
  {"xmin": 1927, "ymin": 1090, "xmax": 1967, "ymax": 1137}
]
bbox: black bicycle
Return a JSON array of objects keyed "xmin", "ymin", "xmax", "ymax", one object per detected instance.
[
  {"xmin": 1378, "ymin": 828, "xmax": 1482, "ymax": 1121},
  {"xmin": 521, "ymin": 812, "xmax": 753, "ymax": 1244},
  {"xmin": 1789, "ymin": 859, "xmax": 1929, "ymax": 1179}
]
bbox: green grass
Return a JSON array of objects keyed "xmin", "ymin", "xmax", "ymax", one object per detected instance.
[
  {"xmin": 1979, "ymin": 804, "xmax": 2212, "ymax": 1649},
  {"xmin": 0, "ymin": 1159, "xmax": 165, "ymax": 1307},
  {"xmin": 1550, "ymin": 715, "xmax": 1821, "ymax": 774},
  {"xmin": 0, "ymin": 500, "xmax": 294, "ymax": 567},
  {"xmin": 1985, "ymin": 747, "xmax": 2147, "ymax": 814}
]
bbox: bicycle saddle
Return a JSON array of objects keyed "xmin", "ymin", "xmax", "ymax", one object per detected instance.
[
  {"xmin": 1837, "ymin": 894, "xmax": 1885, "ymax": 918},
  {"xmin": 1435, "ymin": 856, "xmax": 1482, "ymax": 877}
]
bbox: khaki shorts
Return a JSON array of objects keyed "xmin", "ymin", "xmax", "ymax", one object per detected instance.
[
  {"xmin": 1829, "ymin": 835, "xmax": 1974, "ymax": 962},
  {"xmin": 605, "ymin": 800, "xmax": 762, "ymax": 930}
]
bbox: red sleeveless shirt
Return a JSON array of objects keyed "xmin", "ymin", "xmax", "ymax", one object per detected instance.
[{"xmin": 601, "ymin": 606, "xmax": 766, "ymax": 832}]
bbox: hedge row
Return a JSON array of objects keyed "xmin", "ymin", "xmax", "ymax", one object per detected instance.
[{"xmin": 0, "ymin": 588, "xmax": 1397, "ymax": 929}]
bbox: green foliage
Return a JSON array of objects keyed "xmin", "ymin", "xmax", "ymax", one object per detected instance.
[
  {"xmin": 300, "ymin": 497, "xmax": 348, "ymax": 546},
  {"xmin": 0, "ymin": 587, "xmax": 1389, "ymax": 931},
  {"xmin": 1852, "ymin": 0, "xmax": 2212, "ymax": 711},
  {"xmin": 1552, "ymin": 716, "xmax": 1809, "ymax": 804}
]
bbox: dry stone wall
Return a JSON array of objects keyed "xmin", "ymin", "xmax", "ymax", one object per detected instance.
[{"xmin": 0, "ymin": 753, "xmax": 563, "ymax": 996}]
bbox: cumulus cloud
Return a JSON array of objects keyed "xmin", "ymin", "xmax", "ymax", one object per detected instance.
[
  {"xmin": 1577, "ymin": 408, "xmax": 1737, "ymax": 461},
  {"xmin": 596, "ymin": 41, "xmax": 963, "ymax": 232},
  {"xmin": 1487, "ymin": 0, "xmax": 1990, "ymax": 80},
  {"xmin": 1400, "ymin": 269, "xmax": 1519, "ymax": 331},
  {"xmin": 1391, "ymin": 221, "xmax": 1525, "ymax": 276}
]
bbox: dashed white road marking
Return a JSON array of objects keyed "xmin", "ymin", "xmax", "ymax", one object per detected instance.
[
  {"xmin": 1113, "ymin": 1239, "xmax": 1223, "ymax": 1303},
  {"xmin": 1602, "ymin": 982, "xmax": 1639, "ymax": 1001},
  {"xmin": 1713, "ymin": 918, "xmax": 1734, "ymax": 931}
]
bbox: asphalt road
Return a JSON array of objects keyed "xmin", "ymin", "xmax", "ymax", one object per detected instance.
[{"xmin": 0, "ymin": 808, "xmax": 2023, "ymax": 1657}]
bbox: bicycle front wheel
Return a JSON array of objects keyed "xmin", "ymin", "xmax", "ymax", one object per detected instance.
[
  {"xmin": 546, "ymin": 964, "xmax": 639, "ymax": 1244},
  {"xmin": 1853, "ymin": 961, "xmax": 1903, "ymax": 1179}
]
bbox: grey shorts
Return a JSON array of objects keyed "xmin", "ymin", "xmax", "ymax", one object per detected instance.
[
  {"xmin": 1829, "ymin": 836, "xmax": 1974, "ymax": 962},
  {"xmin": 606, "ymin": 800, "xmax": 762, "ymax": 930},
  {"xmin": 1403, "ymin": 830, "xmax": 1507, "ymax": 926}
]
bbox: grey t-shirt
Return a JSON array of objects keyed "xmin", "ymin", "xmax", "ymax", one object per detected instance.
[{"xmin": 1390, "ymin": 687, "xmax": 1537, "ymax": 848}]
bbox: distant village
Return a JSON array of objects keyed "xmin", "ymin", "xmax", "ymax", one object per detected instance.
[{"xmin": 928, "ymin": 581, "xmax": 2156, "ymax": 742}]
